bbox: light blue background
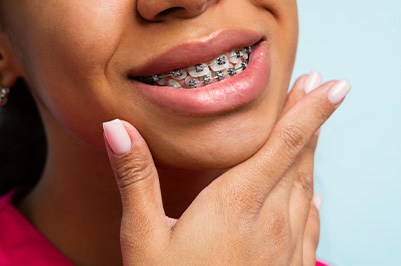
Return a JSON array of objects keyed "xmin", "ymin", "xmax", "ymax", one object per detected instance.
[{"xmin": 294, "ymin": 1, "xmax": 401, "ymax": 265}]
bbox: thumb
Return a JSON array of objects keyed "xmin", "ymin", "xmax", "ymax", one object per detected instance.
[{"xmin": 103, "ymin": 119, "xmax": 170, "ymax": 253}]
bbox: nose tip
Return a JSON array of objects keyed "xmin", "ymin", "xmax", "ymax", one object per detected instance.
[{"xmin": 137, "ymin": 0, "xmax": 216, "ymax": 22}]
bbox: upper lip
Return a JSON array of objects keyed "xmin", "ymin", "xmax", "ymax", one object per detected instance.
[{"xmin": 127, "ymin": 29, "xmax": 264, "ymax": 77}]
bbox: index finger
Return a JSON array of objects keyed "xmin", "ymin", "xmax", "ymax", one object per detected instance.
[
  {"xmin": 280, "ymin": 71, "xmax": 323, "ymax": 119},
  {"xmin": 222, "ymin": 80, "xmax": 351, "ymax": 207}
]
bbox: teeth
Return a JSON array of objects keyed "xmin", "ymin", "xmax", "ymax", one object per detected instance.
[
  {"xmin": 234, "ymin": 62, "xmax": 244, "ymax": 74},
  {"xmin": 152, "ymin": 75, "xmax": 162, "ymax": 82},
  {"xmin": 202, "ymin": 74, "xmax": 213, "ymax": 84},
  {"xmin": 229, "ymin": 56, "xmax": 242, "ymax": 64},
  {"xmin": 156, "ymin": 77, "xmax": 168, "ymax": 86},
  {"xmin": 185, "ymin": 77, "xmax": 201, "ymax": 88},
  {"xmin": 215, "ymin": 71, "xmax": 225, "ymax": 80},
  {"xmin": 171, "ymin": 69, "xmax": 188, "ymax": 80},
  {"xmin": 138, "ymin": 46, "xmax": 252, "ymax": 89},
  {"xmin": 188, "ymin": 63, "xmax": 211, "ymax": 78},
  {"xmin": 168, "ymin": 79, "xmax": 182, "ymax": 88},
  {"xmin": 210, "ymin": 55, "xmax": 231, "ymax": 72},
  {"xmin": 227, "ymin": 67, "xmax": 237, "ymax": 76}
]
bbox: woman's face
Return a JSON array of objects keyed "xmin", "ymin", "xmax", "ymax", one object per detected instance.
[{"xmin": 1, "ymin": 0, "xmax": 298, "ymax": 169}]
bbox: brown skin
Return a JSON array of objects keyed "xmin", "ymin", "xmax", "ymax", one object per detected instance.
[
  {"xmin": 0, "ymin": 0, "xmax": 324, "ymax": 265},
  {"xmin": 106, "ymin": 77, "xmax": 327, "ymax": 265}
]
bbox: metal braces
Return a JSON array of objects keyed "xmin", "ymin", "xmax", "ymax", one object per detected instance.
[
  {"xmin": 186, "ymin": 58, "xmax": 249, "ymax": 88},
  {"xmin": 149, "ymin": 46, "xmax": 252, "ymax": 82}
]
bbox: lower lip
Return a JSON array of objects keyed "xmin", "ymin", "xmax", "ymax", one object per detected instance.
[{"xmin": 130, "ymin": 41, "xmax": 270, "ymax": 116}]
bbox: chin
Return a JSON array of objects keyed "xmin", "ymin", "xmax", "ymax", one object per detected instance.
[{"xmin": 149, "ymin": 123, "xmax": 272, "ymax": 170}]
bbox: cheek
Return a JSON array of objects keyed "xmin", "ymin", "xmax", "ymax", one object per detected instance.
[
  {"xmin": 5, "ymin": 0, "xmax": 299, "ymax": 168},
  {"xmin": 13, "ymin": 1, "xmax": 129, "ymax": 72},
  {"xmin": 9, "ymin": 1, "xmax": 134, "ymax": 148}
]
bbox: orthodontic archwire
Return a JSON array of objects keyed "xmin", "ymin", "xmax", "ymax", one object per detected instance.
[{"xmin": 147, "ymin": 46, "xmax": 252, "ymax": 83}]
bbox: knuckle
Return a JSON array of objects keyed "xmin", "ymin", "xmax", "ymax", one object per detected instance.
[
  {"xmin": 115, "ymin": 152, "xmax": 154, "ymax": 190},
  {"xmin": 279, "ymin": 124, "xmax": 307, "ymax": 155},
  {"xmin": 261, "ymin": 210, "xmax": 292, "ymax": 256},
  {"xmin": 316, "ymin": 96, "xmax": 334, "ymax": 120},
  {"xmin": 295, "ymin": 172, "xmax": 314, "ymax": 199},
  {"xmin": 236, "ymin": 192, "xmax": 265, "ymax": 218},
  {"xmin": 265, "ymin": 208, "xmax": 290, "ymax": 241},
  {"xmin": 225, "ymin": 180, "xmax": 265, "ymax": 218}
]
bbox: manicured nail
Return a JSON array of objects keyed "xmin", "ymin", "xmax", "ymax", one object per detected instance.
[
  {"xmin": 304, "ymin": 70, "xmax": 323, "ymax": 93},
  {"xmin": 328, "ymin": 80, "xmax": 351, "ymax": 105},
  {"xmin": 313, "ymin": 194, "xmax": 322, "ymax": 210},
  {"xmin": 103, "ymin": 119, "xmax": 132, "ymax": 155}
]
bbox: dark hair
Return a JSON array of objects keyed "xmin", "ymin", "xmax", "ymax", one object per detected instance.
[{"xmin": 0, "ymin": 79, "xmax": 47, "ymax": 195}]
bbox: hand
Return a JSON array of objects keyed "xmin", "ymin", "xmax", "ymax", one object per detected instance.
[{"xmin": 103, "ymin": 74, "xmax": 350, "ymax": 265}]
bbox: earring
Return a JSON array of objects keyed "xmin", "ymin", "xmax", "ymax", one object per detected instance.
[{"xmin": 0, "ymin": 87, "xmax": 10, "ymax": 108}]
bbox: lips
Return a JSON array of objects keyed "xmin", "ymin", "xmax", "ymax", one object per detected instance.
[
  {"xmin": 133, "ymin": 46, "xmax": 252, "ymax": 89},
  {"xmin": 127, "ymin": 29, "xmax": 270, "ymax": 116},
  {"xmin": 127, "ymin": 29, "xmax": 263, "ymax": 77}
]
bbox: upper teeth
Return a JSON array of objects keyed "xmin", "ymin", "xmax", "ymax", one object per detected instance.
[{"xmin": 137, "ymin": 46, "xmax": 252, "ymax": 89}]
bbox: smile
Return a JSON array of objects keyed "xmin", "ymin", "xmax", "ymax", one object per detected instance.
[
  {"xmin": 134, "ymin": 47, "xmax": 252, "ymax": 89},
  {"xmin": 128, "ymin": 30, "xmax": 270, "ymax": 116}
]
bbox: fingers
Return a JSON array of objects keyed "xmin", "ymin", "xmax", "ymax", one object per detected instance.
[
  {"xmin": 103, "ymin": 119, "xmax": 170, "ymax": 255},
  {"xmin": 281, "ymin": 71, "xmax": 323, "ymax": 119},
  {"xmin": 223, "ymin": 78, "xmax": 351, "ymax": 210},
  {"xmin": 277, "ymin": 72, "xmax": 322, "ymax": 233},
  {"xmin": 273, "ymin": 72, "xmax": 322, "ymax": 196},
  {"xmin": 260, "ymin": 73, "xmax": 320, "ymax": 235},
  {"xmin": 288, "ymin": 129, "xmax": 319, "ymax": 234},
  {"xmin": 303, "ymin": 196, "xmax": 321, "ymax": 266},
  {"xmin": 279, "ymin": 75, "xmax": 307, "ymax": 119}
]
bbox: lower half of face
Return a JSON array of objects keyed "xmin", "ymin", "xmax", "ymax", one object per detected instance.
[{"xmin": 5, "ymin": 0, "xmax": 298, "ymax": 170}]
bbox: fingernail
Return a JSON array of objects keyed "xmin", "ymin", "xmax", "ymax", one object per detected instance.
[
  {"xmin": 103, "ymin": 119, "xmax": 132, "ymax": 155},
  {"xmin": 328, "ymin": 80, "xmax": 351, "ymax": 105},
  {"xmin": 313, "ymin": 194, "xmax": 322, "ymax": 210},
  {"xmin": 304, "ymin": 70, "xmax": 323, "ymax": 93}
]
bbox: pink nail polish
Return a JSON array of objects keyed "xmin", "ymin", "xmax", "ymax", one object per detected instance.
[
  {"xmin": 313, "ymin": 195, "xmax": 322, "ymax": 210},
  {"xmin": 328, "ymin": 80, "xmax": 351, "ymax": 105},
  {"xmin": 103, "ymin": 119, "xmax": 132, "ymax": 155},
  {"xmin": 304, "ymin": 70, "xmax": 323, "ymax": 94}
]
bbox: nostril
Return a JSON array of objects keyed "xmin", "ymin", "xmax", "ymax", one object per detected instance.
[{"xmin": 157, "ymin": 7, "xmax": 185, "ymax": 18}]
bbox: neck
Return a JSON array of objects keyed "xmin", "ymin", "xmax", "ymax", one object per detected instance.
[{"xmin": 17, "ymin": 111, "xmax": 225, "ymax": 266}]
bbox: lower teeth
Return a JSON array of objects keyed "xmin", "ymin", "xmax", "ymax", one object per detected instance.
[{"xmin": 135, "ymin": 46, "xmax": 252, "ymax": 89}]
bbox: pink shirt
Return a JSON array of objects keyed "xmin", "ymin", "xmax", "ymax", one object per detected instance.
[
  {"xmin": 0, "ymin": 190, "xmax": 73, "ymax": 265},
  {"xmin": 0, "ymin": 190, "xmax": 328, "ymax": 265}
]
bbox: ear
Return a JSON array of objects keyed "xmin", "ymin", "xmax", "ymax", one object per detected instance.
[{"xmin": 0, "ymin": 33, "xmax": 23, "ymax": 88}]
